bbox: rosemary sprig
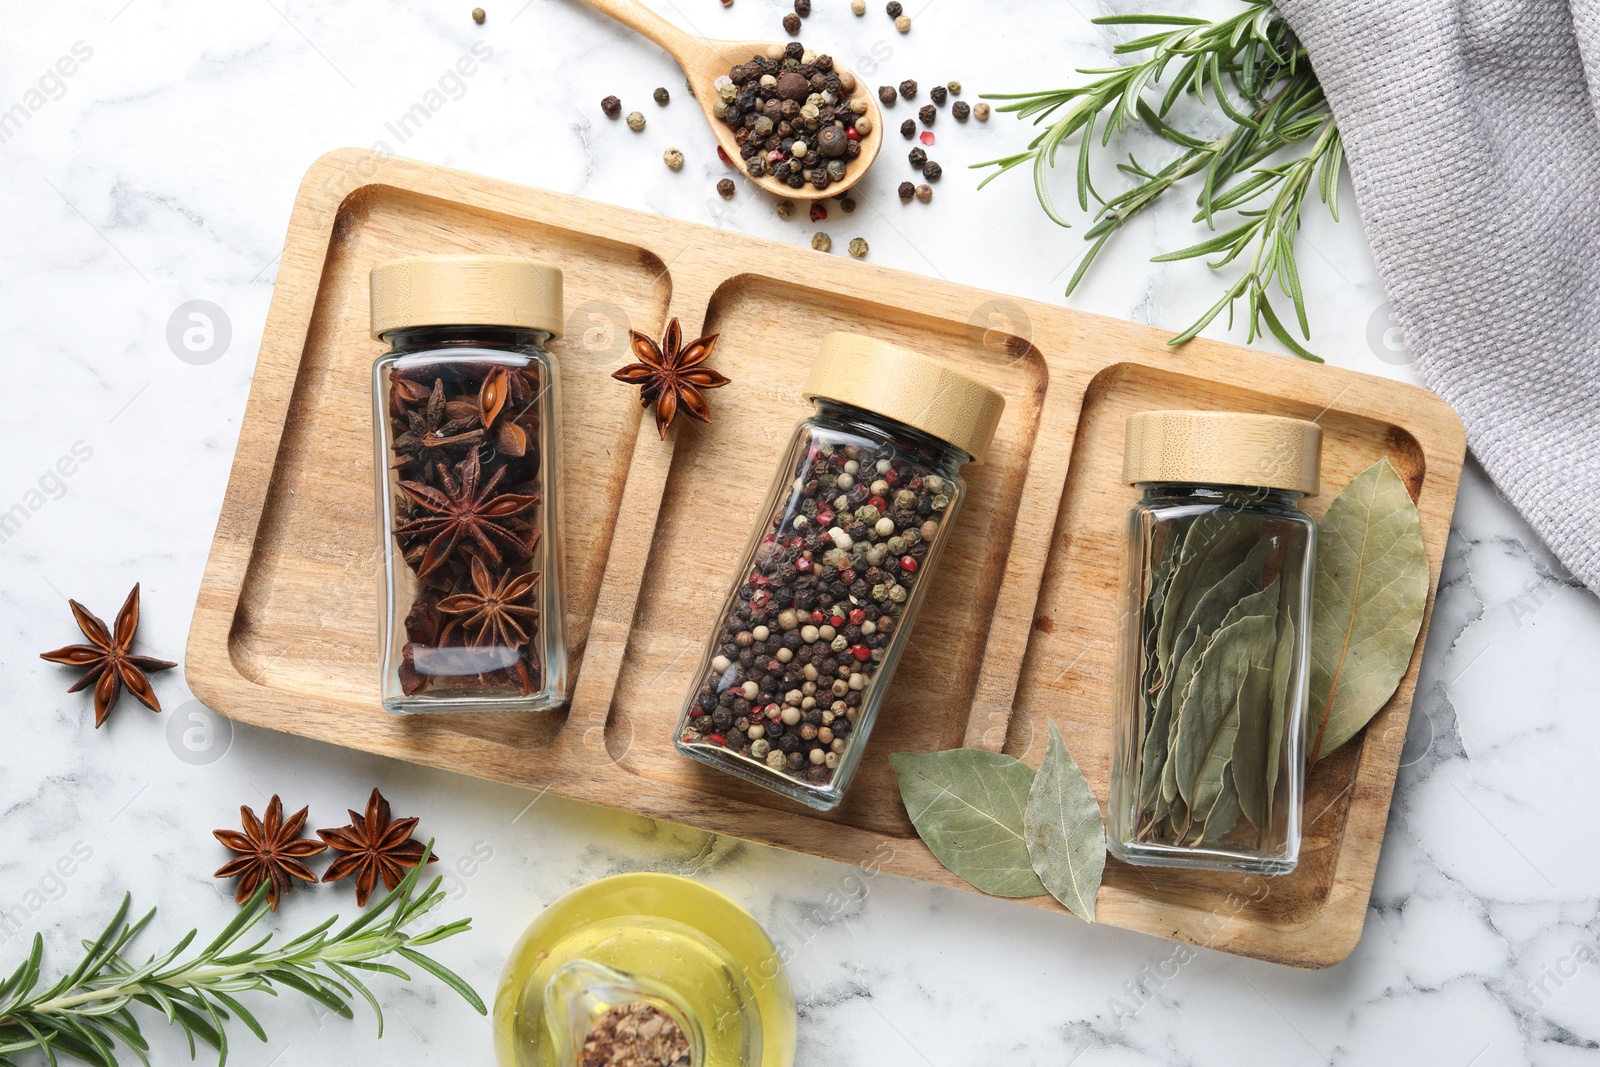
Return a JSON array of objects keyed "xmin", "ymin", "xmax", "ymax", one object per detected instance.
[
  {"xmin": 976, "ymin": 2, "xmax": 1343, "ymax": 361},
  {"xmin": 0, "ymin": 842, "xmax": 483, "ymax": 1067}
]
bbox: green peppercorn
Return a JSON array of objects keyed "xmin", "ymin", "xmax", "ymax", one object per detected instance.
[
  {"xmin": 849, "ymin": 237, "xmax": 868, "ymax": 258},
  {"xmin": 812, "ymin": 232, "xmax": 832, "ymax": 252},
  {"xmin": 625, "ymin": 111, "xmax": 646, "ymax": 132}
]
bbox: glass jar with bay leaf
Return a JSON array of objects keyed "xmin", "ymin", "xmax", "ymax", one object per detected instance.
[
  {"xmin": 1108, "ymin": 411, "xmax": 1321, "ymax": 875},
  {"xmin": 674, "ymin": 333, "xmax": 1005, "ymax": 812},
  {"xmin": 370, "ymin": 255, "xmax": 567, "ymax": 714}
]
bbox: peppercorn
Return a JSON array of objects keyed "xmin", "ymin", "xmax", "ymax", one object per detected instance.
[
  {"xmin": 717, "ymin": 177, "xmax": 736, "ymax": 198},
  {"xmin": 900, "ymin": 118, "xmax": 916, "ymax": 139},
  {"xmin": 885, "ymin": 0, "xmax": 902, "ymax": 14},
  {"xmin": 653, "ymin": 86, "xmax": 670, "ymax": 105},
  {"xmin": 919, "ymin": 104, "xmax": 936, "ymax": 126},
  {"xmin": 915, "ymin": 182, "xmax": 932, "ymax": 203},
  {"xmin": 471, "ymin": 7, "xmax": 486, "ymax": 23},
  {"xmin": 930, "ymin": 85, "xmax": 948, "ymax": 106},
  {"xmin": 952, "ymin": 100, "xmax": 970, "ymax": 121},
  {"xmin": 908, "ymin": 147, "xmax": 927, "ymax": 168},
  {"xmin": 601, "ymin": 96, "xmax": 622, "ymax": 118},
  {"xmin": 852, "ymin": 0, "xmax": 865, "ymax": 11},
  {"xmin": 795, "ymin": 0, "xmax": 810, "ymax": 12},
  {"xmin": 817, "ymin": 125, "xmax": 847, "ymax": 157},
  {"xmin": 785, "ymin": 41, "xmax": 804, "ymax": 59},
  {"xmin": 812, "ymin": 232, "xmax": 832, "ymax": 252},
  {"xmin": 848, "ymin": 237, "xmax": 868, "ymax": 258},
  {"xmin": 897, "ymin": 181, "xmax": 915, "ymax": 201},
  {"xmin": 895, "ymin": 14, "xmax": 910, "ymax": 31},
  {"xmin": 625, "ymin": 111, "xmax": 646, "ymax": 132},
  {"xmin": 878, "ymin": 85, "xmax": 897, "ymax": 107},
  {"xmin": 974, "ymin": 102, "xmax": 991, "ymax": 121},
  {"xmin": 663, "ymin": 147, "xmax": 685, "ymax": 171},
  {"xmin": 840, "ymin": 197, "xmax": 856, "ymax": 213},
  {"xmin": 947, "ymin": 80, "xmax": 962, "ymax": 95},
  {"xmin": 782, "ymin": 12, "xmax": 801, "ymax": 33},
  {"xmin": 898, "ymin": 79, "xmax": 917, "ymax": 100},
  {"xmin": 923, "ymin": 160, "xmax": 941, "ymax": 181}
]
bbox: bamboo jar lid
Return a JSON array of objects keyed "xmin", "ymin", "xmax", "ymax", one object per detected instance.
[
  {"xmin": 1123, "ymin": 410, "xmax": 1322, "ymax": 495},
  {"xmin": 803, "ymin": 333, "xmax": 1006, "ymax": 463},
  {"xmin": 370, "ymin": 255, "xmax": 563, "ymax": 339}
]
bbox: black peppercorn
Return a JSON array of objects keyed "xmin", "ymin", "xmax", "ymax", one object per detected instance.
[
  {"xmin": 785, "ymin": 41, "xmax": 804, "ymax": 59},
  {"xmin": 908, "ymin": 147, "xmax": 927, "ymax": 168},
  {"xmin": 886, "ymin": 0, "xmax": 902, "ymax": 14},
  {"xmin": 601, "ymin": 95, "xmax": 622, "ymax": 118},
  {"xmin": 794, "ymin": 0, "xmax": 810, "ymax": 14},
  {"xmin": 900, "ymin": 118, "xmax": 916, "ymax": 138},
  {"xmin": 840, "ymin": 197, "xmax": 856, "ymax": 213},
  {"xmin": 919, "ymin": 103, "xmax": 936, "ymax": 126},
  {"xmin": 952, "ymin": 100, "xmax": 970, "ymax": 121},
  {"xmin": 717, "ymin": 177, "xmax": 737, "ymax": 198},
  {"xmin": 923, "ymin": 161, "xmax": 941, "ymax": 181},
  {"xmin": 878, "ymin": 85, "xmax": 897, "ymax": 106},
  {"xmin": 898, "ymin": 78, "xmax": 917, "ymax": 100},
  {"xmin": 929, "ymin": 84, "xmax": 948, "ymax": 106},
  {"xmin": 898, "ymin": 181, "xmax": 915, "ymax": 201},
  {"xmin": 653, "ymin": 86, "xmax": 670, "ymax": 105},
  {"xmin": 782, "ymin": 12, "xmax": 801, "ymax": 34}
]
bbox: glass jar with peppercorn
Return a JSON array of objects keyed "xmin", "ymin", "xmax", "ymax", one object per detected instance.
[
  {"xmin": 674, "ymin": 333, "xmax": 1005, "ymax": 811},
  {"xmin": 369, "ymin": 255, "xmax": 567, "ymax": 714}
]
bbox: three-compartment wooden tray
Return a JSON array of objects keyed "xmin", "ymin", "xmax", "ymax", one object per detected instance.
[{"xmin": 188, "ymin": 149, "xmax": 1465, "ymax": 968}]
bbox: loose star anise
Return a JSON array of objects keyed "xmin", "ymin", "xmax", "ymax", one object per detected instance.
[
  {"xmin": 391, "ymin": 378, "xmax": 485, "ymax": 471},
  {"xmin": 40, "ymin": 583, "xmax": 177, "ymax": 728},
  {"xmin": 394, "ymin": 448, "xmax": 540, "ymax": 579},
  {"xmin": 318, "ymin": 788, "xmax": 435, "ymax": 906},
  {"xmin": 213, "ymin": 795, "xmax": 327, "ymax": 910},
  {"xmin": 438, "ymin": 551, "xmax": 543, "ymax": 651},
  {"xmin": 612, "ymin": 317, "xmax": 729, "ymax": 438}
]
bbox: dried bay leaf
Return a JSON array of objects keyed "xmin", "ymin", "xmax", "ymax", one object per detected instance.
[
  {"xmin": 1172, "ymin": 604, "xmax": 1277, "ymax": 811},
  {"xmin": 1156, "ymin": 517, "xmax": 1261, "ymax": 670},
  {"xmin": 1229, "ymin": 661, "xmax": 1280, "ymax": 830},
  {"xmin": 1023, "ymin": 723, "xmax": 1106, "ymax": 922},
  {"xmin": 1260, "ymin": 619, "xmax": 1297, "ymax": 828},
  {"xmin": 1308, "ymin": 458, "xmax": 1429, "ymax": 761},
  {"xmin": 1197, "ymin": 765, "xmax": 1243, "ymax": 844},
  {"xmin": 889, "ymin": 750, "xmax": 1047, "ymax": 898}
]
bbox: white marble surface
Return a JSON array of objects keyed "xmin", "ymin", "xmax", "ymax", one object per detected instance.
[{"xmin": 3, "ymin": 1, "xmax": 1599, "ymax": 1064}]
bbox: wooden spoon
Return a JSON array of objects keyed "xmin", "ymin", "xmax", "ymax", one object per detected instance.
[{"xmin": 577, "ymin": 0, "xmax": 883, "ymax": 201}]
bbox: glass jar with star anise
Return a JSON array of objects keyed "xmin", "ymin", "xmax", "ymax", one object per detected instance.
[
  {"xmin": 674, "ymin": 333, "xmax": 1005, "ymax": 811},
  {"xmin": 370, "ymin": 255, "xmax": 567, "ymax": 713}
]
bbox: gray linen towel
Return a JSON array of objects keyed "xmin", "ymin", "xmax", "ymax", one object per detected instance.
[{"xmin": 1273, "ymin": 0, "xmax": 1600, "ymax": 591}]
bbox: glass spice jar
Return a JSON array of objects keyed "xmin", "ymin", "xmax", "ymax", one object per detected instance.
[
  {"xmin": 1108, "ymin": 411, "xmax": 1321, "ymax": 875},
  {"xmin": 369, "ymin": 255, "xmax": 567, "ymax": 713},
  {"xmin": 674, "ymin": 333, "xmax": 1005, "ymax": 811}
]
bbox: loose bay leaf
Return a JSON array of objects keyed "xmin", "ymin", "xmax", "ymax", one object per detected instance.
[
  {"xmin": 889, "ymin": 750, "xmax": 1047, "ymax": 898},
  {"xmin": 1023, "ymin": 723, "xmax": 1106, "ymax": 922},
  {"xmin": 1308, "ymin": 458, "xmax": 1429, "ymax": 761}
]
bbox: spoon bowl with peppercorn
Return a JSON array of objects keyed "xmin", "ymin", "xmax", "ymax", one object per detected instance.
[{"xmin": 579, "ymin": 0, "xmax": 884, "ymax": 200}]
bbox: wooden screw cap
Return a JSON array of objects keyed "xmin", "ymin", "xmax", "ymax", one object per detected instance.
[
  {"xmin": 370, "ymin": 255, "xmax": 563, "ymax": 339},
  {"xmin": 1123, "ymin": 410, "xmax": 1322, "ymax": 495}
]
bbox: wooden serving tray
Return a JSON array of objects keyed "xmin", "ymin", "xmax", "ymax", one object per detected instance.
[{"xmin": 189, "ymin": 149, "xmax": 1465, "ymax": 968}]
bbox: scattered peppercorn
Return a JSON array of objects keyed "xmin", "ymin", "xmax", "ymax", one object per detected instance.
[
  {"xmin": 900, "ymin": 119, "xmax": 916, "ymax": 138},
  {"xmin": 663, "ymin": 147, "xmax": 685, "ymax": 171},
  {"xmin": 930, "ymin": 85, "xmax": 948, "ymax": 106},
  {"xmin": 952, "ymin": 100, "xmax": 970, "ymax": 121},
  {"xmin": 885, "ymin": 0, "xmax": 902, "ymax": 14},
  {"xmin": 947, "ymin": 80, "xmax": 962, "ymax": 95},
  {"xmin": 717, "ymin": 177, "xmax": 736, "ymax": 198},
  {"xmin": 878, "ymin": 85, "xmax": 897, "ymax": 107},
  {"xmin": 898, "ymin": 79, "xmax": 917, "ymax": 100},
  {"xmin": 922, "ymin": 160, "xmax": 942, "ymax": 181},
  {"xmin": 919, "ymin": 104, "xmax": 936, "ymax": 126},
  {"xmin": 852, "ymin": 0, "xmax": 866, "ymax": 11},
  {"xmin": 897, "ymin": 181, "xmax": 915, "ymax": 201},
  {"xmin": 974, "ymin": 102, "xmax": 990, "ymax": 121},
  {"xmin": 811, "ymin": 232, "xmax": 832, "ymax": 252},
  {"xmin": 782, "ymin": 12, "xmax": 801, "ymax": 33},
  {"xmin": 809, "ymin": 202, "xmax": 827, "ymax": 222},
  {"xmin": 908, "ymin": 147, "xmax": 927, "ymax": 168},
  {"xmin": 601, "ymin": 96, "xmax": 622, "ymax": 118},
  {"xmin": 471, "ymin": 7, "xmax": 486, "ymax": 23},
  {"xmin": 895, "ymin": 15, "xmax": 910, "ymax": 31},
  {"xmin": 919, "ymin": 130, "xmax": 935, "ymax": 145},
  {"xmin": 794, "ymin": 0, "xmax": 810, "ymax": 14},
  {"xmin": 626, "ymin": 111, "xmax": 646, "ymax": 132},
  {"xmin": 840, "ymin": 197, "xmax": 856, "ymax": 213},
  {"xmin": 776, "ymin": 199, "xmax": 795, "ymax": 219},
  {"xmin": 915, "ymin": 182, "xmax": 932, "ymax": 203},
  {"xmin": 653, "ymin": 86, "xmax": 670, "ymax": 105},
  {"xmin": 849, "ymin": 237, "xmax": 868, "ymax": 258}
]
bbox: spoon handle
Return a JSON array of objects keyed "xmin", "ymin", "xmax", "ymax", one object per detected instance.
[{"xmin": 577, "ymin": 0, "xmax": 713, "ymax": 66}]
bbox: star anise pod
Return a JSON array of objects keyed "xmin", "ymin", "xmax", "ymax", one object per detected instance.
[
  {"xmin": 318, "ymin": 788, "xmax": 435, "ymax": 906},
  {"xmin": 391, "ymin": 378, "xmax": 485, "ymax": 471},
  {"xmin": 40, "ymin": 583, "xmax": 177, "ymax": 728},
  {"xmin": 439, "ymin": 549, "xmax": 542, "ymax": 646},
  {"xmin": 612, "ymin": 318, "xmax": 729, "ymax": 438},
  {"xmin": 394, "ymin": 449, "xmax": 540, "ymax": 579},
  {"xmin": 213, "ymin": 795, "xmax": 327, "ymax": 910}
]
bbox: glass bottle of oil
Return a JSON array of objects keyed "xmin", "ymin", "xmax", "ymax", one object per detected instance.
[{"xmin": 493, "ymin": 873, "xmax": 796, "ymax": 1067}]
